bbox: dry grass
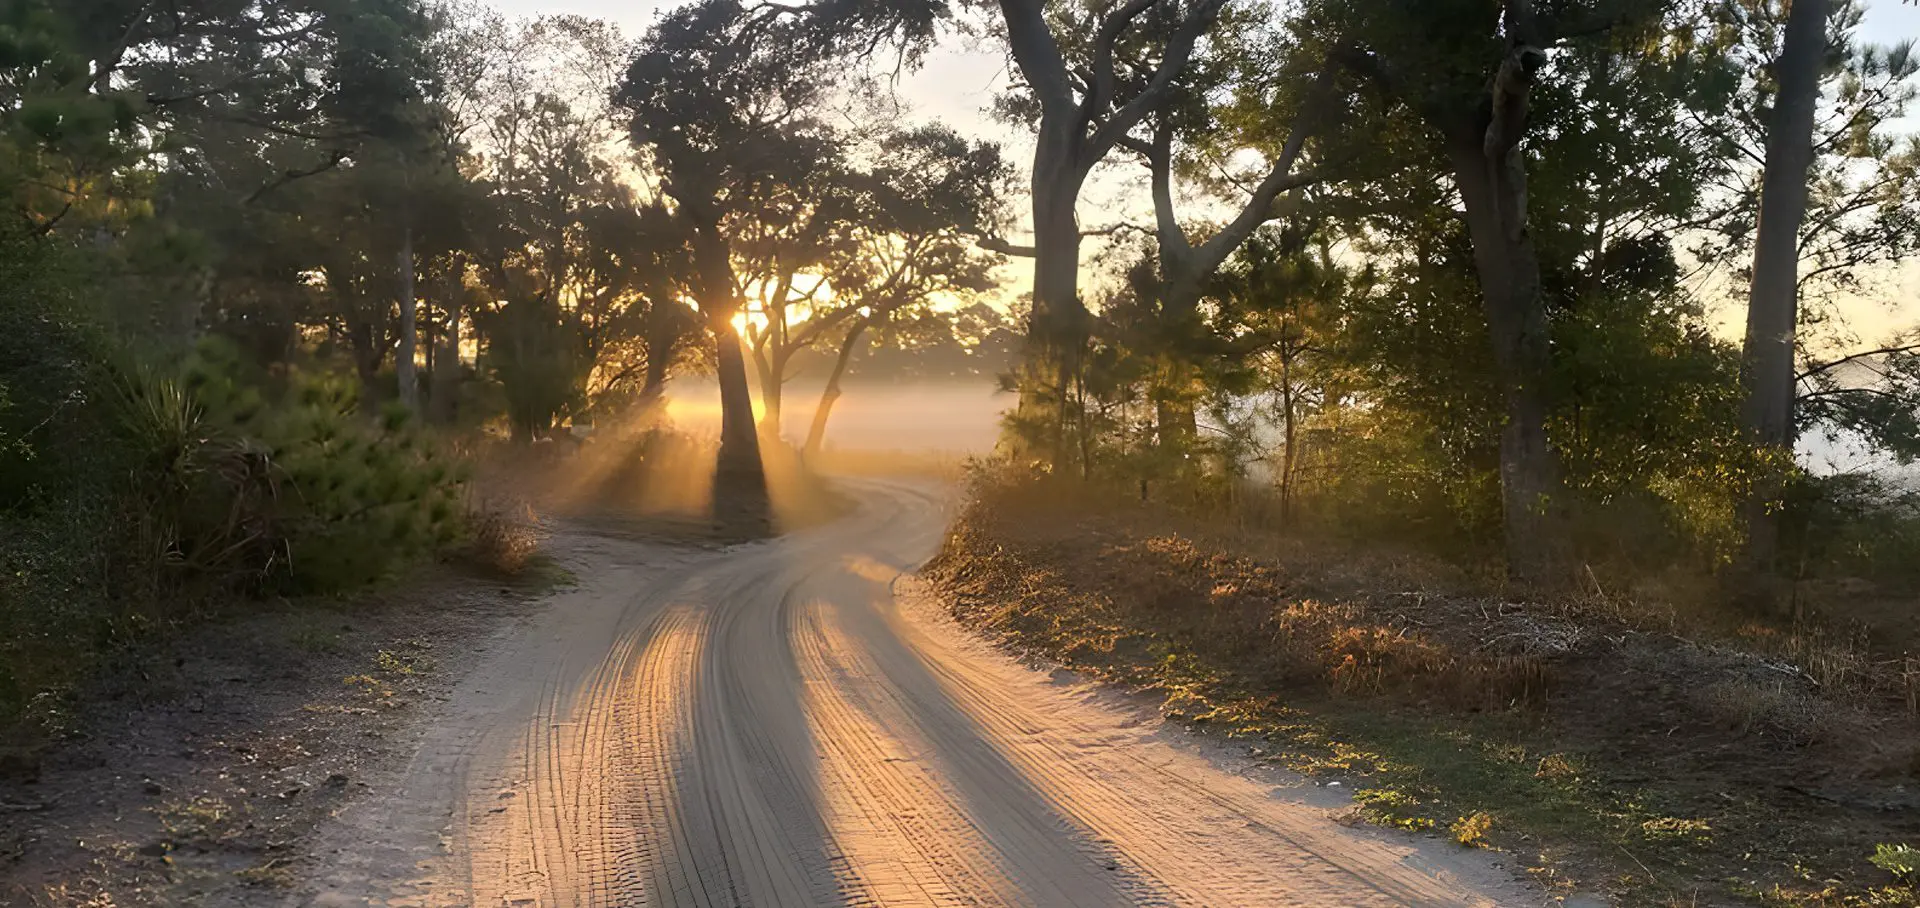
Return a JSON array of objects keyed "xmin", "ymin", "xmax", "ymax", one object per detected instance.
[
  {"xmin": 1696, "ymin": 677, "xmax": 1830, "ymax": 741},
  {"xmin": 942, "ymin": 502, "xmax": 1563, "ymax": 714},
  {"xmin": 930, "ymin": 472, "xmax": 1920, "ymax": 907},
  {"xmin": 462, "ymin": 500, "xmax": 543, "ymax": 577}
]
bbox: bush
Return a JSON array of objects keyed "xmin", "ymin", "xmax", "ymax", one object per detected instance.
[
  {"xmin": 0, "ymin": 226, "xmax": 130, "ymax": 744},
  {"xmin": 464, "ymin": 503, "xmax": 542, "ymax": 576},
  {"xmin": 2, "ymin": 323, "xmax": 474, "ymax": 744},
  {"xmin": 1871, "ymin": 843, "xmax": 1920, "ymax": 881},
  {"xmin": 118, "ymin": 338, "xmax": 471, "ymax": 596},
  {"xmin": 1782, "ymin": 472, "xmax": 1920, "ymax": 587}
]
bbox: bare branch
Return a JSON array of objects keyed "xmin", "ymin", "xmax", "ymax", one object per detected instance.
[
  {"xmin": 1798, "ymin": 342, "xmax": 1920, "ymax": 383},
  {"xmin": 245, "ymin": 150, "xmax": 350, "ymax": 204}
]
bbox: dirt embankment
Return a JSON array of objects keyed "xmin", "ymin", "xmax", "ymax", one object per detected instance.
[
  {"xmin": 926, "ymin": 479, "xmax": 1920, "ymax": 907},
  {"xmin": 0, "ymin": 567, "xmax": 555, "ymax": 907}
]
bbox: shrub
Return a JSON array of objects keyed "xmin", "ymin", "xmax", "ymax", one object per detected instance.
[
  {"xmin": 464, "ymin": 502, "xmax": 542, "ymax": 576},
  {"xmin": 1451, "ymin": 811, "xmax": 1494, "ymax": 848},
  {"xmin": 1871, "ymin": 843, "xmax": 1920, "ymax": 881},
  {"xmin": 1782, "ymin": 473, "xmax": 1920, "ymax": 588},
  {"xmin": 117, "ymin": 339, "xmax": 471, "ymax": 595},
  {"xmin": 0, "ymin": 227, "xmax": 130, "ymax": 745}
]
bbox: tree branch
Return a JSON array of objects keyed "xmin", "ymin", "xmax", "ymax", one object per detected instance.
[
  {"xmin": 1147, "ymin": 118, "xmax": 1191, "ymax": 267},
  {"xmin": 1188, "ymin": 64, "xmax": 1340, "ymax": 275},
  {"xmin": 1084, "ymin": 0, "xmax": 1227, "ymax": 168},
  {"xmin": 1484, "ymin": 39, "xmax": 1546, "ymax": 159},
  {"xmin": 1085, "ymin": 0, "xmax": 1164, "ymax": 132},
  {"xmin": 998, "ymin": 0, "xmax": 1076, "ymax": 115},
  {"xmin": 245, "ymin": 150, "xmax": 350, "ymax": 204},
  {"xmin": 1798, "ymin": 342, "xmax": 1920, "ymax": 383},
  {"xmin": 93, "ymin": 0, "xmax": 157, "ymax": 92},
  {"xmin": 980, "ymin": 222, "xmax": 1149, "ymax": 256}
]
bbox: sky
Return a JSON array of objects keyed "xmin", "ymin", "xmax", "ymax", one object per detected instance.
[{"xmin": 491, "ymin": 0, "xmax": 1920, "ymax": 351}]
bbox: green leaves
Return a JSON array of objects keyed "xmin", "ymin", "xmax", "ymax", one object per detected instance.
[
  {"xmin": 1871, "ymin": 843, "xmax": 1920, "ymax": 881},
  {"xmin": 111, "ymin": 338, "xmax": 470, "ymax": 596}
]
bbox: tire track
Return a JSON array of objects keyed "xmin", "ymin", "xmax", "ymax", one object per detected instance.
[{"xmin": 297, "ymin": 478, "xmax": 1543, "ymax": 908}]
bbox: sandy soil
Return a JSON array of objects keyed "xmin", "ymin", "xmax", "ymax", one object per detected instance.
[
  {"xmin": 272, "ymin": 478, "xmax": 1547, "ymax": 907},
  {"xmin": 0, "ymin": 569, "xmax": 551, "ymax": 907}
]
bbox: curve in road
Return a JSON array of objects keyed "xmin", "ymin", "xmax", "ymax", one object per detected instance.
[{"xmin": 293, "ymin": 479, "xmax": 1544, "ymax": 908}]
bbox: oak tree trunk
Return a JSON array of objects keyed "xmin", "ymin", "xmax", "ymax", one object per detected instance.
[
  {"xmin": 635, "ymin": 346, "xmax": 672, "ymax": 427},
  {"xmin": 754, "ymin": 346, "xmax": 787, "ymax": 439},
  {"xmin": 1448, "ymin": 124, "xmax": 1566, "ymax": 582},
  {"xmin": 1017, "ymin": 130, "xmax": 1092, "ymax": 465},
  {"xmin": 689, "ymin": 214, "xmax": 768, "ymax": 527},
  {"xmin": 713, "ymin": 320, "xmax": 760, "ymax": 461}
]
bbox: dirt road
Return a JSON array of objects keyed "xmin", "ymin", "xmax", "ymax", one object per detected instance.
[{"xmin": 289, "ymin": 479, "xmax": 1544, "ymax": 907}]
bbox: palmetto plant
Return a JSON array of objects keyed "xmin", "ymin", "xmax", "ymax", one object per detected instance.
[{"xmin": 114, "ymin": 365, "xmax": 286, "ymax": 600}]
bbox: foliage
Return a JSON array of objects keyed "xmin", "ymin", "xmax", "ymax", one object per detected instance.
[
  {"xmin": 1870, "ymin": 843, "xmax": 1920, "ymax": 881},
  {"xmin": 0, "ymin": 220, "xmax": 127, "ymax": 726},
  {"xmin": 0, "ymin": 0, "xmax": 472, "ymax": 742},
  {"xmin": 1780, "ymin": 473, "xmax": 1920, "ymax": 588},
  {"xmin": 122, "ymin": 340, "xmax": 470, "ymax": 595},
  {"xmin": 977, "ymin": 0, "xmax": 1920, "ymax": 586}
]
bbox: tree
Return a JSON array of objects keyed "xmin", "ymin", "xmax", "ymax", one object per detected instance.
[
  {"xmin": 1736, "ymin": 0, "xmax": 1830, "ymax": 583},
  {"xmin": 617, "ymin": 0, "xmax": 826, "ymax": 517},
  {"xmin": 981, "ymin": 0, "xmax": 1231, "ymax": 459},
  {"xmin": 1689, "ymin": 0, "xmax": 1920, "ymax": 585},
  {"xmin": 420, "ymin": 9, "xmax": 701, "ymax": 429},
  {"xmin": 732, "ymin": 124, "xmax": 1006, "ymax": 447},
  {"xmin": 1329, "ymin": 0, "xmax": 1700, "ymax": 579},
  {"xmin": 736, "ymin": 144, "xmax": 866, "ymax": 435},
  {"xmin": 459, "ymin": 90, "xmax": 696, "ymax": 440},
  {"xmin": 801, "ymin": 126, "xmax": 1009, "ymax": 454},
  {"xmin": 617, "ymin": 0, "xmax": 947, "ymax": 520},
  {"xmin": 1213, "ymin": 231, "xmax": 1346, "ymax": 520},
  {"xmin": 75, "ymin": 0, "xmax": 438, "ymax": 200},
  {"xmin": 1116, "ymin": 6, "xmax": 1357, "ymax": 446}
]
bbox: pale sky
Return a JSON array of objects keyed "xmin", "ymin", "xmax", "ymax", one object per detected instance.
[{"xmin": 491, "ymin": 0, "xmax": 1920, "ymax": 350}]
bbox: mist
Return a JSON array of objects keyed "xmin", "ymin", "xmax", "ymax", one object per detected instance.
[{"xmin": 661, "ymin": 378, "xmax": 1011, "ymax": 455}]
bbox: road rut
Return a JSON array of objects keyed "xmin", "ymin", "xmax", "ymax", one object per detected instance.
[{"xmin": 291, "ymin": 479, "xmax": 1544, "ymax": 907}]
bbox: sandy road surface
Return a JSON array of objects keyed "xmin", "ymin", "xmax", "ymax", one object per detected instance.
[{"xmin": 289, "ymin": 479, "xmax": 1544, "ymax": 907}]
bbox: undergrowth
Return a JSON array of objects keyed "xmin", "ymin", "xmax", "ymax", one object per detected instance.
[
  {"xmin": 929, "ymin": 468, "xmax": 1920, "ymax": 907},
  {"xmin": 0, "ymin": 327, "xmax": 511, "ymax": 767}
]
